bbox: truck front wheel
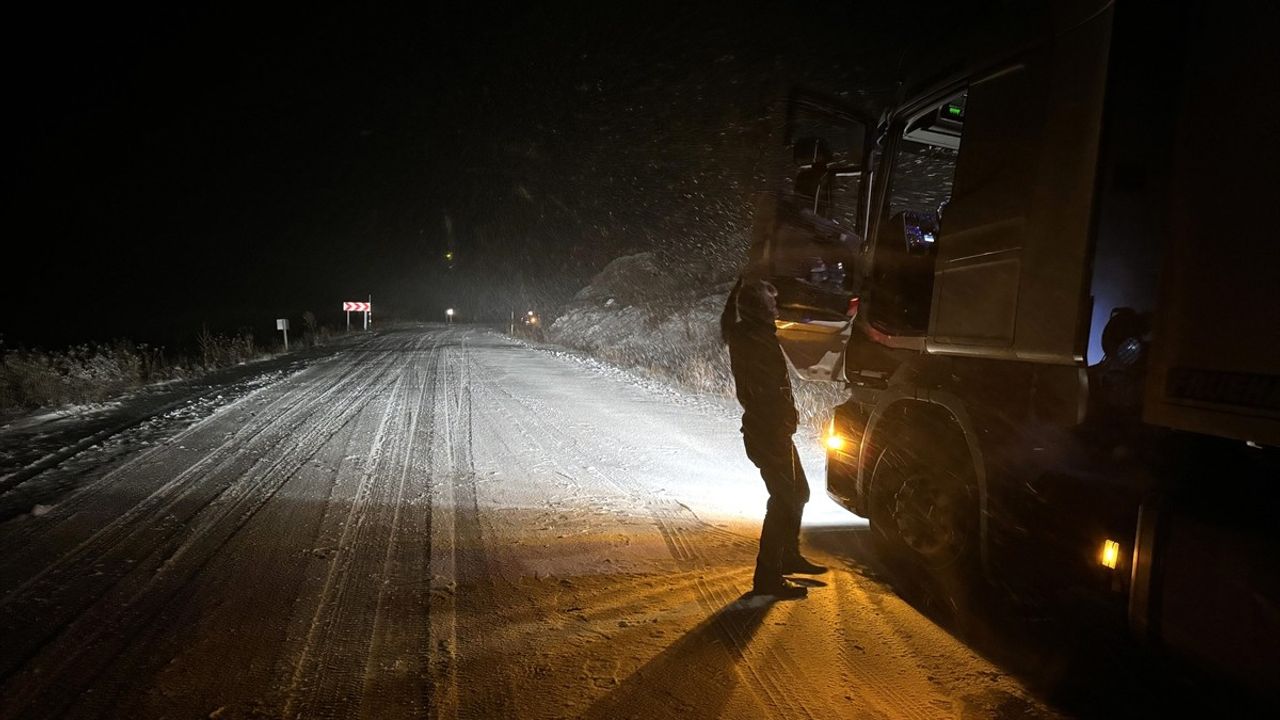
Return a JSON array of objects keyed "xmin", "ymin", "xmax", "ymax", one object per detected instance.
[{"xmin": 868, "ymin": 422, "xmax": 981, "ymax": 625}]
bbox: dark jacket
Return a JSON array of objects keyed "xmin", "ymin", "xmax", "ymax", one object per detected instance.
[{"xmin": 722, "ymin": 282, "xmax": 798, "ymax": 442}]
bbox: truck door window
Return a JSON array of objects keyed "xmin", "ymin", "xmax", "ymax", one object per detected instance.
[
  {"xmin": 889, "ymin": 91, "xmax": 965, "ymax": 229},
  {"xmin": 866, "ymin": 90, "xmax": 966, "ymax": 336},
  {"xmin": 749, "ymin": 97, "xmax": 870, "ymax": 324}
]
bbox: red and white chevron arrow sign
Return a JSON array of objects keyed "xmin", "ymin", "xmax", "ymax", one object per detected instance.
[{"xmin": 343, "ymin": 302, "xmax": 371, "ymax": 312}]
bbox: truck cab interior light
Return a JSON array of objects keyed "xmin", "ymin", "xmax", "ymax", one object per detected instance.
[{"xmin": 1101, "ymin": 539, "xmax": 1120, "ymax": 570}]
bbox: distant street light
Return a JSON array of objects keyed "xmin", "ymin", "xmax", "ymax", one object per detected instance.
[{"xmin": 446, "ymin": 308, "xmax": 455, "ymax": 324}]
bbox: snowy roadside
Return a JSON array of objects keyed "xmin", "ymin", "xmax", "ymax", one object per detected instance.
[
  {"xmin": 0, "ymin": 332, "xmax": 373, "ymax": 522},
  {"xmin": 486, "ymin": 327, "xmax": 860, "ymax": 532},
  {"xmin": 542, "ymin": 251, "xmax": 851, "ymax": 437},
  {"xmin": 501, "ymin": 334, "xmax": 743, "ymax": 426}
]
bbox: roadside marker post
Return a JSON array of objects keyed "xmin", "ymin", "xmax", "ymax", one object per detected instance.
[
  {"xmin": 343, "ymin": 302, "xmax": 372, "ymax": 332},
  {"xmin": 276, "ymin": 318, "xmax": 290, "ymax": 351}
]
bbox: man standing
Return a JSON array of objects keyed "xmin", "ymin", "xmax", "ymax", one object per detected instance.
[{"xmin": 721, "ymin": 278, "xmax": 827, "ymax": 599}]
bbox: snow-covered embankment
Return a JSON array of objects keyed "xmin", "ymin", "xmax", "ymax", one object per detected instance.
[{"xmin": 547, "ymin": 252, "xmax": 847, "ymax": 434}]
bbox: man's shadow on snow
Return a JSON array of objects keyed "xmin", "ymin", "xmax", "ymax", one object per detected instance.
[{"xmin": 582, "ymin": 593, "xmax": 782, "ymax": 719}]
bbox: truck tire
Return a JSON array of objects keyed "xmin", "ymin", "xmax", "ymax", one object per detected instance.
[{"xmin": 867, "ymin": 421, "xmax": 981, "ymax": 628}]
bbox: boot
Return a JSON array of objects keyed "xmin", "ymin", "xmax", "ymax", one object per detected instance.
[
  {"xmin": 782, "ymin": 554, "xmax": 828, "ymax": 575},
  {"xmin": 750, "ymin": 576, "xmax": 808, "ymax": 600}
]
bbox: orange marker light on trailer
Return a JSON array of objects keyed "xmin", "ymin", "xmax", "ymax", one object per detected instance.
[{"xmin": 1101, "ymin": 539, "xmax": 1121, "ymax": 570}]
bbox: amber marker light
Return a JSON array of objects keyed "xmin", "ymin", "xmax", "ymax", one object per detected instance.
[{"xmin": 1100, "ymin": 539, "xmax": 1120, "ymax": 570}]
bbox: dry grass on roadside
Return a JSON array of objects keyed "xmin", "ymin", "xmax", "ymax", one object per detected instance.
[
  {"xmin": 0, "ymin": 340, "xmax": 185, "ymax": 412},
  {"xmin": 0, "ymin": 329, "xmax": 270, "ymax": 414},
  {"xmin": 0, "ymin": 313, "xmax": 359, "ymax": 415}
]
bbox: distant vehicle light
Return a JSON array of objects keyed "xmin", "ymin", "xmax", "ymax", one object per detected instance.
[{"xmin": 1101, "ymin": 539, "xmax": 1121, "ymax": 569}]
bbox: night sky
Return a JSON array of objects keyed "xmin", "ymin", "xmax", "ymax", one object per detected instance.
[{"xmin": 6, "ymin": 2, "xmax": 984, "ymax": 350}]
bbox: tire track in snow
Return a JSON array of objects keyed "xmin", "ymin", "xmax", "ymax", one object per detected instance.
[
  {"xmin": 0, "ymin": 341, "xmax": 397, "ymax": 604},
  {"xmin": 0, "ymin": 342, "xmax": 405, "ymax": 715},
  {"xmin": 470, "ymin": 387, "xmax": 799, "ymax": 714},
  {"xmin": 426, "ymin": 337, "xmax": 460, "ymax": 719},
  {"xmin": 826, "ymin": 574, "xmax": 960, "ymax": 720},
  {"xmin": 471, "ymin": 331, "xmax": 958, "ymax": 720},
  {"xmin": 426, "ymin": 331, "xmax": 520, "ymax": 718},
  {"xmin": 356, "ymin": 335, "xmax": 436, "ymax": 720},
  {"xmin": 0, "ymin": 337, "xmax": 376, "ymax": 495},
  {"xmin": 1, "ymin": 341, "xmax": 377, "ymax": 512},
  {"xmin": 0, "ymin": 379, "xmax": 261, "ymax": 496},
  {"xmin": 464, "ymin": 334, "xmax": 818, "ymax": 718},
  {"xmin": 79, "ymin": 365, "xmax": 402, "ymax": 720},
  {"xmin": 280, "ymin": 333, "xmax": 436, "ymax": 718},
  {"xmin": 425, "ymin": 332, "xmax": 461, "ymax": 720},
  {"xmin": 0, "ymin": 344, "xmax": 398, "ymax": 665}
]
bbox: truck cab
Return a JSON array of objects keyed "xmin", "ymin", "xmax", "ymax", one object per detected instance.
[{"xmin": 747, "ymin": 0, "xmax": 1280, "ymax": 701}]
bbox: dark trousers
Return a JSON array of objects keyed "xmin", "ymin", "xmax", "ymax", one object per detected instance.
[{"xmin": 744, "ymin": 437, "xmax": 809, "ymax": 584}]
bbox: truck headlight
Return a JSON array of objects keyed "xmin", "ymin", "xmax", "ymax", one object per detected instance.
[{"xmin": 824, "ymin": 418, "xmax": 845, "ymax": 451}]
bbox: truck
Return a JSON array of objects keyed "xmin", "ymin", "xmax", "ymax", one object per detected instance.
[{"xmin": 745, "ymin": 0, "xmax": 1279, "ymax": 700}]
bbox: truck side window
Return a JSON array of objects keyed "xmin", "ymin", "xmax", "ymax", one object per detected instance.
[
  {"xmin": 888, "ymin": 90, "xmax": 965, "ymax": 234},
  {"xmin": 866, "ymin": 91, "xmax": 966, "ymax": 336}
]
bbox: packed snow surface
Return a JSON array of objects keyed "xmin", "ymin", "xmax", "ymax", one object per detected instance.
[{"xmin": 0, "ymin": 326, "xmax": 1055, "ymax": 718}]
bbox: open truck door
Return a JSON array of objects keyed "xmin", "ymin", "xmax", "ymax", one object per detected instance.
[{"xmin": 746, "ymin": 91, "xmax": 874, "ymax": 382}]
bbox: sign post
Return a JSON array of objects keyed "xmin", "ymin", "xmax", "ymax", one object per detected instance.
[
  {"xmin": 276, "ymin": 318, "xmax": 290, "ymax": 351},
  {"xmin": 343, "ymin": 302, "xmax": 372, "ymax": 332}
]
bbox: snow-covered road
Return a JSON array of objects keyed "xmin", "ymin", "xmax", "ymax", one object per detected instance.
[{"xmin": 0, "ymin": 326, "xmax": 1058, "ymax": 719}]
